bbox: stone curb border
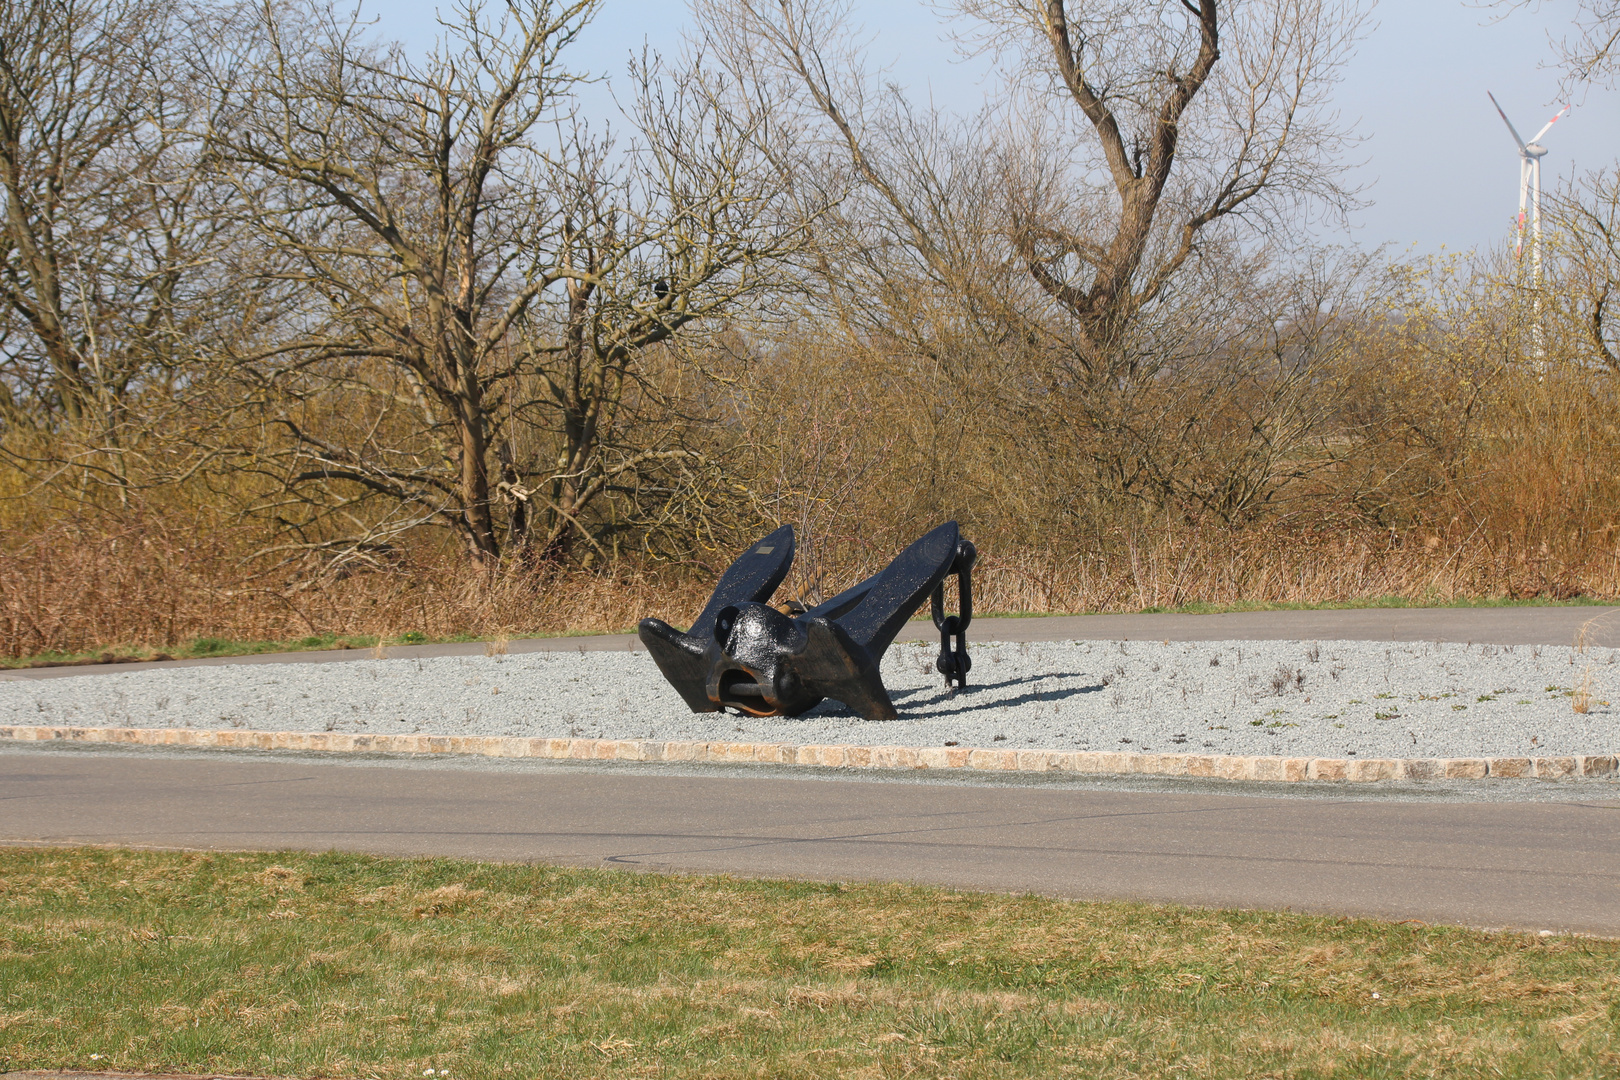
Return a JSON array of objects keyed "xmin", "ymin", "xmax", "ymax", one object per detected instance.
[{"xmin": 2, "ymin": 724, "xmax": 1616, "ymax": 783}]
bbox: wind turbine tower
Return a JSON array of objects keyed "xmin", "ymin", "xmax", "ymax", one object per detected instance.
[{"xmin": 1488, "ymin": 92, "xmax": 1569, "ymax": 356}]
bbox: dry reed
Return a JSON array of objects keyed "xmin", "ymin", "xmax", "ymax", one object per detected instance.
[
  {"xmin": 0, "ymin": 516, "xmax": 707, "ymax": 658},
  {"xmin": 6, "ymin": 516, "xmax": 1618, "ymax": 659}
]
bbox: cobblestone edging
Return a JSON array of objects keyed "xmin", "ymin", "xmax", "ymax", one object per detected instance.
[{"xmin": 2, "ymin": 724, "xmax": 1617, "ymax": 782}]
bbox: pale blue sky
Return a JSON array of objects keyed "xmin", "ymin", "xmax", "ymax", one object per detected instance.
[{"xmin": 375, "ymin": 0, "xmax": 1620, "ymax": 256}]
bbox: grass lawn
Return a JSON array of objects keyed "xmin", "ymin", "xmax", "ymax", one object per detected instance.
[
  {"xmin": 0, "ymin": 849, "xmax": 1616, "ymax": 1078},
  {"xmin": 0, "ymin": 628, "xmax": 638, "ymax": 670}
]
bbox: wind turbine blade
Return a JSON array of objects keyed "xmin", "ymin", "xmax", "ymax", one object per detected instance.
[
  {"xmin": 1530, "ymin": 104, "xmax": 1570, "ymax": 144},
  {"xmin": 1489, "ymin": 91, "xmax": 1529, "ymax": 151}
]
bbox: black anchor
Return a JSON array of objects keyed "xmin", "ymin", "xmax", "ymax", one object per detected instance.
[{"xmin": 637, "ymin": 522, "xmax": 976, "ymax": 722}]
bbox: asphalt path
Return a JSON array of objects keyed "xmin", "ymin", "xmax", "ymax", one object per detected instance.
[
  {"xmin": 5, "ymin": 606, "xmax": 1620, "ymax": 935},
  {"xmin": 3, "ymin": 748, "xmax": 1618, "ymax": 935}
]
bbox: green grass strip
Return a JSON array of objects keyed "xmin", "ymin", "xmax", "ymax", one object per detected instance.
[
  {"xmin": 1, "ymin": 847, "xmax": 1616, "ymax": 1078},
  {"xmin": 7, "ymin": 594, "xmax": 1618, "ymax": 669},
  {"xmin": 0, "ymin": 628, "xmax": 606, "ymax": 670}
]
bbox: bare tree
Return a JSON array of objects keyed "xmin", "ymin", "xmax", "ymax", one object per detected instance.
[
  {"xmin": 995, "ymin": 0, "xmax": 1365, "ymax": 375},
  {"xmin": 509, "ymin": 56, "xmax": 814, "ymax": 565},
  {"xmin": 0, "ymin": 0, "xmax": 221, "ymax": 496},
  {"xmin": 1556, "ymin": 0, "xmax": 1620, "ymax": 85},
  {"xmin": 695, "ymin": 0, "xmax": 1369, "ymax": 529},
  {"xmin": 195, "ymin": 0, "xmax": 811, "ymax": 568},
  {"xmin": 1495, "ymin": 0, "xmax": 1620, "ymax": 89},
  {"xmin": 1549, "ymin": 169, "xmax": 1620, "ymax": 372},
  {"xmin": 700, "ymin": 0, "xmax": 1364, "ymax": 374}
]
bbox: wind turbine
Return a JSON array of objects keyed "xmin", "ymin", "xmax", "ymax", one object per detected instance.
[
  {"xmin": 1488, "ymin": 92, "xmax": 1569, "ymax": 280},
  {"xmin": 1489, "ymin": 92, "xmax": 1569, "ymax": 359}
]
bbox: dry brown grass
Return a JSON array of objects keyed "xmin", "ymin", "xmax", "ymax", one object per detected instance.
[
  {"xmin": 1573, "ymin": 668, "xmax": 1595, "ymax": 714},
  {"xmin": 5, "ymin": 512, "xmax": 1618, "ymax": 659},
  {"xmin": 9, "ymin": 340, "xmax": 1620, "ymax": 660},
  {"xmin": 0, "ymin": 515, "xmax": 709, "ymax": 658},
  {"xmin": 939, "ymin": 525, "xmax": 1620, "ymax": 614}
]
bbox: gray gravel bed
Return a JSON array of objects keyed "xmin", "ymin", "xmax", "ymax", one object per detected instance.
[{"xmin": 3, "ymin": 639, "xmax": 1618, "ymax": 760}]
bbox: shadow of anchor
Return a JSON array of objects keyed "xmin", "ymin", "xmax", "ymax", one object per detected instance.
[{"xmin": 805, "ymin": 673, "xmax": 1105, "ymax": 720}]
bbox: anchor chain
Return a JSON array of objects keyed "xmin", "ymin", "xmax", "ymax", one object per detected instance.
[{"xmin": 931, "ymin": 539, "xmax": 977, "ymax": 688}]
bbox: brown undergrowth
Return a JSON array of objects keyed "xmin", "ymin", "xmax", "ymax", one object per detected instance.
[
  {"xmin": 8, "ymin": 262, "xmax": 1620, "ymax": 660},
  {"xmin": 4, "ymin": 513, "xmax": 1616, "ymax": 659},
  {"xmin": 0, "ymin": 517, "xmax": 708, "ymax": 659}
]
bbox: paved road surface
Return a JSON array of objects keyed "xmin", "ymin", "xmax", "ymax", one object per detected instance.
[
  {"xmin": 4, "ymin": 749, "xmax": 1618, "ymax": 935},
  {"xmin": 8, "ymin": 604, "xmax": 1620, "ymax": 681},
  {"xmin": 7, "ymin": 607, "xmax": 1620, "ymax": 934}
]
